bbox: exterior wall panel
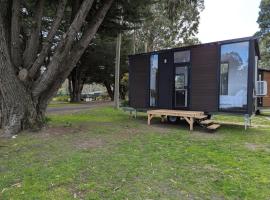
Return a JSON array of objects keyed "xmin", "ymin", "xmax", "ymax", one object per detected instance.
[
  {"xmin": 190, "ymin": 44, "xmax": 219, "ymax": 112},
  {"xmin": 129, "ymin": 54, "xmax": 150, "ymax": 108},
  {"xmin": 158, "ymin": 52, "xmax": 174, "ymax": 109}
]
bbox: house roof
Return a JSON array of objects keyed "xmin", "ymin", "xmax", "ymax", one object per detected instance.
[{"xmin": 129, "ymin": 36, "xmax": 260, "ymax": 59}]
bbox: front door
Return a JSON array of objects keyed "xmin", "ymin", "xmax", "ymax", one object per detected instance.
[{"xmin": 175, "ymin": 66, "xmax": 189, "ymax": 108}]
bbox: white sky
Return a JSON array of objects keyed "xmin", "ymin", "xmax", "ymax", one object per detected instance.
[{"xmin": 198, "ymin": 0, "xmax": 261, "ymax": 43}]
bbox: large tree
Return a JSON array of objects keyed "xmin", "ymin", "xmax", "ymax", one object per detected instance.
[
  {"xmin": 257, "ymin": 0, "xmax": 270, "ymax": 69},
  {"xmin": 68, "ymin": 0, "xmax": 204, "ymax": 102},
  {"xmin": 0, "ymin": 0, "xmax": 114, "ymax": 136},
  {"xmin": 68, "ymin": 0, "xmax": 153, "ymax": 102}
]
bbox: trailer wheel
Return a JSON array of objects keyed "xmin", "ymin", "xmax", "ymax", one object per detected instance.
[{"xmin": 167, "ymin": 116, "xmax": 178, "ymax": 124}]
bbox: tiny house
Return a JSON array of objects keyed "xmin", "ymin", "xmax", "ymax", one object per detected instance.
[{"xmin": 128, "ymin": 37, "xmax": 265, "ymax": 119}]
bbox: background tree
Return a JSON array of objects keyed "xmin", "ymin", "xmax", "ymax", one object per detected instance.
[
  {"xmin": 257, "ymin": 0, "xmax": 270, "ymax": 69},
  {"xmin": 134, "ymin": 0, "xmax": 204, "ymax": 52},
  {"xmin": 70, "ymin": 34, "xmax": 132, "ymax": 101}
]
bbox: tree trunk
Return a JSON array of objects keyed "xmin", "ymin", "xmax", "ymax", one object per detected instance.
[
  {"xmin": 0, "ymin": 0, "xmax": 114, "ymax": 136},
  {"xmin": 0, "ymin": 13, "xmax": 43, "ymax": 136},
  {"xmin": 68, "ymin": 67, "xmax": 84, "ymax": 102},
  {"xmin": 104, "ymin": 81, "xmax": 114, "ymax": 101}
]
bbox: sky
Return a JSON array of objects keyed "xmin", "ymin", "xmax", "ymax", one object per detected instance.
[{"xmin": 198, "ymin": 0, "xmax": 261, "ymax": 43}]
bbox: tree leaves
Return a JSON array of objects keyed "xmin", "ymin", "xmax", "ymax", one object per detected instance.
[{"xmin": 257, "ymin": 0, "xmax": 270, "ymax": 69}]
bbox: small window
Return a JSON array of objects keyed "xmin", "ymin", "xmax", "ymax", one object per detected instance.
[
  {"xmin": 174, "ymin": 51, "xmax": 190, "ymax": 63},
  {"xmin": 150, "ymin": 54, "xmax": 158, "ymax": 107},
  {"xmin": 220, "ymin": 63, "xmax": 229, "ymax": 95}
]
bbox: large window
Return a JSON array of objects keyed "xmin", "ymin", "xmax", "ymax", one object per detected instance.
[
  {"xmin": 150, "ymin": 54, "xmax": 158, "ymax": 107},
  {"xmin": 219, "ymin": 41, "xmax": 249, "ymax": 111}
]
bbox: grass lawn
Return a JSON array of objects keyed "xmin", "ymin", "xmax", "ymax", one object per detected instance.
[{"xmin": 1, "ymin": 107, "xmax": 270, "ymax": 199}]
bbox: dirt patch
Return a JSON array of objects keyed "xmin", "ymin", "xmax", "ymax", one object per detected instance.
[
  {"xmin": 73, "ymin": 138, "xmax": 105, "ymax": 150},
  {"xmin": 38, "ymin": 126, "xmax": 85, "ymax": 138},
  {"xmin": 245, "ymin": 143, "xmax": 270, "ymax": 152},
  {"xmin": 47, "ymin": 101, "xmax": 113, "ymax": 115}
]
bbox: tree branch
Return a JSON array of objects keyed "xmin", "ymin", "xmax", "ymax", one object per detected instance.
[
  {"xmin": 23, "ymin": 0, "xmax": 45, "ymax": 69},
  {"xmin": 31, "ymin": 0, "xmax": 96, "ymax": 97},
  {"xmin": 0, "ymin": 0, "xmax": 12, "ymax": 50},
  {"xmin": 11, "ymin": 0, "xmax": 22, "ymax": 70},
  {"xmin": 32, "ymin": 0, "xmax": 114, "ymax": 103},
  {"xmin": 28, "ymin": 0, "xmax": 67, "ymax": 79},
  {"xmin": 67, "ymin": 0, "xmax": 115, "ymax": 69}
]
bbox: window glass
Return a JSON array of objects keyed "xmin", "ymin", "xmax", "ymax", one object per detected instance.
[
  {"xmin": 174, "ymin": 51, "xmax": 190, "ymax": 63},
  {"xmin": 220, "ymin": 63, "xmax": 229, "ymax": 95},
  {"xmin": 150, "ymin": 54, "xmax": 158, "ymax": 107},
  {"xmin": 175, "ymin": 66, "xmax": 188, "ymax": 107},
  {"xmin": 219, "ymin": 41, "xmax": 249, "ymax": 111}
]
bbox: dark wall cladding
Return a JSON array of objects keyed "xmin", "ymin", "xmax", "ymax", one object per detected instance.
[
  {"xmin": 158, "ymin": 52, "xmax": 174, "ymax": 109},
  {"xmin": 129, "ymin": 54, "xmax": 150, "ymax": 108},
  {"xmin": 129, "ymin": 38, "xmax": 258, "ymax": 113},
  {"xmin": 190, "ymin": 43, "xmax": 219, "ymax": 112}
]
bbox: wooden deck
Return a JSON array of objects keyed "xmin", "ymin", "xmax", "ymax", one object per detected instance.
[{"xmin": 147, "ymin": 109, "xmax": 206, "ymax": 131}]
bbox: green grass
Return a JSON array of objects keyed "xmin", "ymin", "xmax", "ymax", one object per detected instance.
[
  {"xmin": 48, "ymin": 102, "xmax": 82, "ymax": 108},
  {"xmin": 1, "ymin": 107, "xmax": 270, "ymax": 199}
]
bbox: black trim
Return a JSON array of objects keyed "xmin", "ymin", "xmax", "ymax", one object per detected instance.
[{"xmin": 247, "ymin": 40, "xmax": 255, "ymax": 115}]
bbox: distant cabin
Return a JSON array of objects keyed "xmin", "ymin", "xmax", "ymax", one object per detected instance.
[
  {"xmin": 128, "ymin": 37, "xmax": 267, "ymax": 116},
  {"xmin": 258, "ymin": 69, "xmax": 270, "ymax": 108}
]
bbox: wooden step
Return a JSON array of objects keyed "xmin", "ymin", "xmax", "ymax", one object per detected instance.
[
  {"xmin": 195, "ymin": 115, "xmax": 208, "ymax": 120},
  {"xmin": 200, "ymin": 120, "xmax": 213, "ymax": 125},
  {"xmin": 207, "ymin": 124, "xmax": 221, "ymax": 130}
]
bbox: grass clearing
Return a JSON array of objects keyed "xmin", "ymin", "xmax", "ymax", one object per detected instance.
[
  {"xmin": 1, "ymin": 107, "xmax": 270, "ymax": 199},
  {"xmin": 48, "ymin": 102, "xmax": 83, "ymax": 108}
]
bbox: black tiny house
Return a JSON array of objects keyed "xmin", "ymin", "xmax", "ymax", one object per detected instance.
[{"xmin": 128, "ymin": 37, "xmax": 262, "ymax": 116}]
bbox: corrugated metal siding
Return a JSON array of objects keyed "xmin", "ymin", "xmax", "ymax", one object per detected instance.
[
  {"xmin": 129, "ymin": 54, "xmax": 150, "ymax": 108},
  {"xmin": 190, "ymin": 44, "xmax": 219, "ymax": 112}
]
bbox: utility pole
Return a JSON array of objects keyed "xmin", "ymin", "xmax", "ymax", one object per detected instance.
[
  {"xmin": 114, "ymin": 4, "xmax": 122, "ymax": 109},
  {"xmin": 133, "ymin": 28, "xmax": 136, "ymax": 54},
  {"xmin": 114, "ymin": 32, "xmax": 122, "ymax": 109}
]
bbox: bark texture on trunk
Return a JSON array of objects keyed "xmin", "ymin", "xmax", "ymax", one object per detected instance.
[
  {"xmin": 0, "ymin": 18, "xmax": 42, "ymax": 136},
  {"xmin": 23, "ymin": 0, "xmax": 45, "ymax": 69},
  {"xmin": 10, "ymin": 0, "xmax": 22, "ymax": 70},
  {"xmin": 0, "ymin": 0, "xmax": 115, "ymax": 136}
]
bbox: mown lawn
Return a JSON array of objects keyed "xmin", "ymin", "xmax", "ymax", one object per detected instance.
[{"xmin": 1, "ymin": 107, "xmax": 270, "ymax": 199}]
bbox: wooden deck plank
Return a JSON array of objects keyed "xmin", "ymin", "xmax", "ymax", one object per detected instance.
[
  {"xmin": 207, "ymin": 124, "xmax": 220, "ymax": 130},
  {"xmin": 146, "ymin": 109, "xmax": 206, "ymax": 131},
  {"xmin": 200, "ymin": 120, "xmax": 213, "ymax": 125},
  {"xmin": 147, "ymin": 109, "xmax": 204, "ymax": 118},
  {"xmin": 195, "ymin": 115, "xmax": 208, "ymax": 120}
]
